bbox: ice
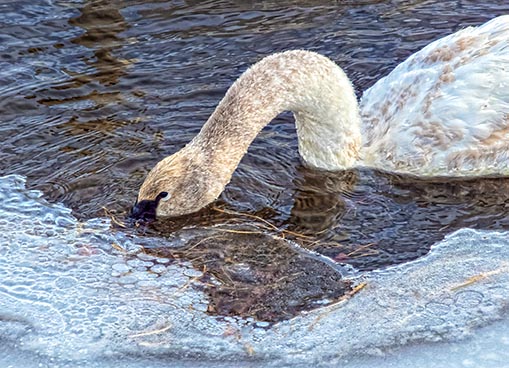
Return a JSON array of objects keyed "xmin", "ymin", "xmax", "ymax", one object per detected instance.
[{"xmin": 1, "ymin": 174, "xmax": 509, "ymax": 367}]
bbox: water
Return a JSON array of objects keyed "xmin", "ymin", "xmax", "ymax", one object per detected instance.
[
  {"xmin": 3, "ymin": 0, "xmax": 509, "ymax": 271},
  {"xmin": 2, "ymin": 0, "xmax": 509, "ymax": 366}
]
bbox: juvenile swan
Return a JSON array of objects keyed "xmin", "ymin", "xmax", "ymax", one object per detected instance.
[{"xmin": 133, "ymin": 15, "xmax": 509, "ymax": 219}]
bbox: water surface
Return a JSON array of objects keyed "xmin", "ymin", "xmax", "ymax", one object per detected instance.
[
  {"xmin": 3, "ymin": 0, "xmax": 509, "ymax": 271},
  {"xmin": 2, "ymin": 0, "xmax": 509, "ymax": 317}
]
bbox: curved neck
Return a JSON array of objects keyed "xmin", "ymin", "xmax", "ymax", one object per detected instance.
[{"xmin": 188, "ymin": 51, "xmax": 362, "ymax": 190}]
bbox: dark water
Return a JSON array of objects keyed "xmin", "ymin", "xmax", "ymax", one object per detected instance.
[{"xmin": 2, "ymin": 0, "xmax": 509, "ymax": 272}]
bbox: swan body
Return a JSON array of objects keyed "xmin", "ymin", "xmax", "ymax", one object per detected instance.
[
  {"xmin": 361, "ymin": 15, "xmax": 509, "ymax": 176},
  {"xmin": 133, "ymin": 15, "xmax": 509, "ymax": 219}
]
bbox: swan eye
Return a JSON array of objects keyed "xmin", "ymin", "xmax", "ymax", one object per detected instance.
[{"xmin": 158, "ymin": 191, "xmax": 171, "ymax": 202}]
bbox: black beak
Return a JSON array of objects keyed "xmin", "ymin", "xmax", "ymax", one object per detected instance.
[{"xmin": 131, "ymin": 199, "xmax": 158, "ymax": 221}]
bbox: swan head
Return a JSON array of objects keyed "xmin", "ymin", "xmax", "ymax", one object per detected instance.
[{"xmin": 132, "ymin": 149, "xmax": 222, "ymax": 220}]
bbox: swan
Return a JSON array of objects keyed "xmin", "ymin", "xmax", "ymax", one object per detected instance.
[{"xmin": 132, "ymin": 15, "xmax": 509, "ymax": 219}]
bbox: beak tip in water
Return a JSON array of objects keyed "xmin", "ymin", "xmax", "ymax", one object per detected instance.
[{"xmin": 130, "ymin": 200, "xmax": 157, "ymax": 221}]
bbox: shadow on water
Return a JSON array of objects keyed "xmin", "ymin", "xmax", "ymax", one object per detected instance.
[{"xmin": 3, "ymin": 0, "xmax": 509, "ymax": 321}]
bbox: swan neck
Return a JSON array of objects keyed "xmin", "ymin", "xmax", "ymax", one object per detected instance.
[{"xmin": 190, "ymin": 51, "xmax": 362, "ymax": 192}]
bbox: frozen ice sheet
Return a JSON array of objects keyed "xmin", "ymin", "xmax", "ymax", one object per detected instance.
[{"xmin": 1, "ymin": 174, "xmax": 509, "ymax": 367}]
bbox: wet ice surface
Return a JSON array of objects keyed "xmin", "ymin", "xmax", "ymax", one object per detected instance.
[{"xmin": 2, "ymin": 174, "xmax": 509, "ymax": 368}]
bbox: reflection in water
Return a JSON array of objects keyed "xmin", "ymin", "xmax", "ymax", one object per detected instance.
[
  {"xmin": 288, "ymin": 169, "xmax": 359, "ymax": 233},
  {"xmin": 38, "ymin": 0, "xmax": 130, "ymax": 106},
  {"xmin": 4, "ymin": 1, "xmax": 153, "ymax": 218},
  {"xmin": 66, "ymin": 0, "xmax": 129, "ymax": 94},
  {"xmin": 284, "ymin": 171, "xmax": 509, "ymax": 270}
]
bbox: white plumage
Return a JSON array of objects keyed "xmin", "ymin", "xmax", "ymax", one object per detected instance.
[{"xmin": 360, "ymin": 15, "xmax": 509, "ymax": 176}]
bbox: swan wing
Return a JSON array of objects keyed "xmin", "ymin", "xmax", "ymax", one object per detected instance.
[{"xmin": 360, "ymin": 15, "xmax": 509, "ymax": 176}]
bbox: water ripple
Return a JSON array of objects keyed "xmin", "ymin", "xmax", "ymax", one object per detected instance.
[{"xmin": 2, "ymin": 0, "xmax": 509, "ymax": 271}]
